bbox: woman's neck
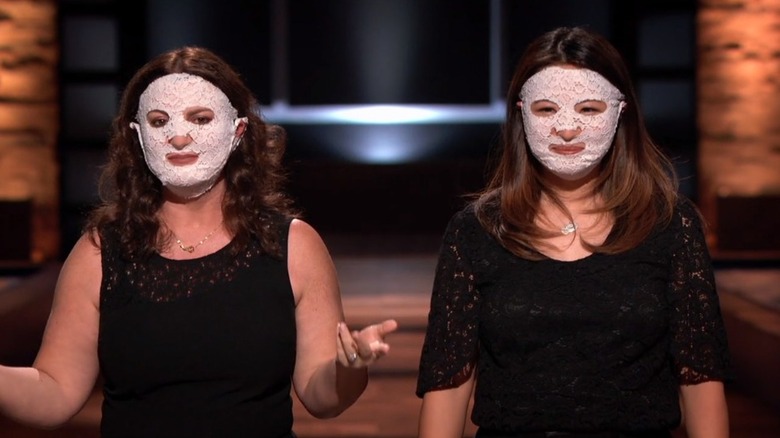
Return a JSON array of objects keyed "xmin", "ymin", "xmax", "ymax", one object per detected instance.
[
  {"xmin": 159, "ymin": 180, "xmax": 226, "ymax": 228},
  {"xmin": 540, "ymin": 167, "xmax": 600, "ymax": 206}
]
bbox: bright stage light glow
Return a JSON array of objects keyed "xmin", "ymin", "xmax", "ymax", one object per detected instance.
[
  {"xmin": 329, "ymin": 127, "xmax": 442, "ymax": 164},
  {"xmin": 329, "ymin": 105, "xmax": 440, "ymax": 124},
  {"xmin": 262, "ymin": 102, "xmax": 505, "ymax": 125},
  {"xmin": 355, "ymin": 139, "xmax": 415, "ymax": 163},
  {"xmin": 259, "ymin": 103, "xmax": 504, "ymax": 164}
]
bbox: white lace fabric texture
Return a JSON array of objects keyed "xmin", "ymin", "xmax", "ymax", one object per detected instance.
[
  {"xmin": 520, "ymin": 66, "xmax": 626, "ymax": 179},
  {"xmin": 132, "ymin": 73, "xmax": 245, "ymax": 199}
]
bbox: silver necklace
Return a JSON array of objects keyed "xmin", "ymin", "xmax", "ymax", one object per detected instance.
[{"xmin": 561, "ymin": 222, "xmax": 578, "ymax": 235}]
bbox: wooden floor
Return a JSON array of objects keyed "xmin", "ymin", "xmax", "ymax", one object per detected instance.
[{"xmin": 1, "ymin": 239, "xmax": 779, "ymax": 437}]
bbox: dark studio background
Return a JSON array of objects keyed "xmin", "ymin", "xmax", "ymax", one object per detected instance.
[
  {"xmin": 58, "ymin": 0, "xmax": 697, "ymax": 255},
  {"xmin": 2, "ymin": 2, "xmax": 779, "ymax": 436}
]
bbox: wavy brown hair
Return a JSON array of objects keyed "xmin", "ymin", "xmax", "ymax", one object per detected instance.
[
  {"xmin": 86, "ymin": 46, "xmax": 298, "ymax": 259},
  {"xmin": 473, "ymin": 27, "xmax": 678, "ymax": 259}
]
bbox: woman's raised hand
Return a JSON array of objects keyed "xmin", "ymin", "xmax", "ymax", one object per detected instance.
[{"xmin": 336, "ymin": 319, "xmax": 398, "ymax": 368}]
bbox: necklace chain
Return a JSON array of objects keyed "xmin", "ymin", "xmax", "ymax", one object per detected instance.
[{"xmin": 173, "ymin": 224, "xmax": 221, "ymax": 253}]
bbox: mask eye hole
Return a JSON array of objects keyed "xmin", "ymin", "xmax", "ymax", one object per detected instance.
[
  {"xmin": 529, "ymin": 100, "xmax": 559, "ymax": 117},
  {"xmin": 146, "ymin": 110, "xmax": 169, "ymax": 128},
  {"xmin": 575, "ymin": 100, "xmax": 607, "ymax": 115},
  {"xmin": 186, "ymin": 107, "xmax": 215, "ymax": 126}
]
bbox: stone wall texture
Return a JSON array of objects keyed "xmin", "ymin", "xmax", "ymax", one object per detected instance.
[
  {"xmin": 698, "ymin": 0, "xmax": 780, "ymax": 250},
  {"xmin": 0, "ymin": 0, "xmax": 58, "ymax": 263}
]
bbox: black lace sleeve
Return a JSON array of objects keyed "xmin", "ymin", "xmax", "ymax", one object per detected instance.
[
  {"xmin": 668, "ymin": 198, "xmax": 730, "ymax": 384},
  {"xmin": 416, "ymin": 210, "xmax": 481, "ymax": 397}
]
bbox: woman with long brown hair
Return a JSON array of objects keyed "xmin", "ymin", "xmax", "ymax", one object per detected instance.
[
  {"xmin": 0, "ymin": 46, "xmax": 397, "ymax": 437},
  {"xmin": 417, "ymin": 27, "xmax": 729, "ymax": 438}
]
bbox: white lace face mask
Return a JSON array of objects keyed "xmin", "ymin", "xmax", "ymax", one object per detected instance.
[
  {"xmin": 520, "ymin": 66, "xmax": 625, "ymax": 180},
  {"xmin": 130, "ymin": 73, "xmax": 247, "ymax": 199}
]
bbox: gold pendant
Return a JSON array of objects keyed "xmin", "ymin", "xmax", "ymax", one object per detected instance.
[{"xmin": 182, "ymin": 245, "xmax": 195, "ymax": 253}]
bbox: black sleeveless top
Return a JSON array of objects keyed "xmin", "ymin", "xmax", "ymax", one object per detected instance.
[
  {"xmin": 98, "ymin": 218, "xmax": 296, "ymax": 438},
  {"xmin": 417, "ymin": 198, "xmax": 730, "ymax": 434}
]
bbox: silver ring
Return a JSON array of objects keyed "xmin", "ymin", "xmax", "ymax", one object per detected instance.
[{"xmin": 348, "ymin": 352, "xmax": 358, "ymax": 363}]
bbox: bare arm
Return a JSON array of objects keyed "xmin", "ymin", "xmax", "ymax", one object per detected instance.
[
  {"xmin": 288, "ymin": 219, "xmax": 396, "ymax": 418},
  {"xmin": 418, "ymin": 371, "xmax": 476, "ymax": 438},
  {"xmin": 0, "ymin": 234, "xmax": 101, "ymax": 428},
  {"xmin": 680, "ymin": 381, "xmax": 729, "ymax": 438}
]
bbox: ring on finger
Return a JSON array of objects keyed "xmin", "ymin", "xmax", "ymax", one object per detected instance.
[{"xmin": 348, "ymin": 352, "xmax": 358, "ymax": 363}]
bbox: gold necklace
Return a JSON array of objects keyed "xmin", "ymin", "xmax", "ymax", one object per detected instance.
[{"xmin": 172, "ymin": 224, "xmax": 221, "ymax": 253}]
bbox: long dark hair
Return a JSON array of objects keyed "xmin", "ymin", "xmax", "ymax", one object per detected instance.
[
  {"xmin": 86, "ymin": 46, "xmax": 297, "ymax": 259},
  {"xmin": 474, "ymin": 27, "xmax": 678, "ymax": 259}
]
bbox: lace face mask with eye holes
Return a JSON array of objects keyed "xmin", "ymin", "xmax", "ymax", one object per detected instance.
[
  {"xmin": 130, "ymin": 73, "xmax": 247, "ymax": 199},
  {"xmin": 519, "ymin": 66, "xmax": 626, "ymax": 180}
]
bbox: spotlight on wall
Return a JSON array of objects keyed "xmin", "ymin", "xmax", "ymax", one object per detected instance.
[
  {"xmin": 323, "ymin": 125, "xmax": 447, "ymax": 164},
  {"xmin": 329, "ymin": 105, "xmax": 439, "ymax": 124},
  {"xmin": 262, "ymin": 103, "xmax": 504, "ymax": 125}
]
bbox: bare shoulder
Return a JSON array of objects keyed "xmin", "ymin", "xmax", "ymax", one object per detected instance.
[
  {"xmin": 56, "ymin": 231, "xmax": 103, "ymax": 305},
  {"xmin": 288, "ymin": 218, "xmax": 329, "ymax": 254},
  {"xmin": 287, "ymin": 219, "xmax": 338, "ymax": 302},
  {"xmin": 64, "ymin": 231, "xmax": 102, "ymax": 268}
]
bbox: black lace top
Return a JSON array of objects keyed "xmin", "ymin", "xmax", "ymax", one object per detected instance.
[
  {"xmin": 416, "ymin": 198, "xmax": 730, "ymax": 433},
  {"xmin": 98, "ymin": 217, "xmax": 296, "ymax": 438}
]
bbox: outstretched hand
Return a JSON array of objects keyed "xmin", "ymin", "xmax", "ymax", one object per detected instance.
[{"xmin": 336, "ymin": 319, "xmax": 398, "ymax": 368}]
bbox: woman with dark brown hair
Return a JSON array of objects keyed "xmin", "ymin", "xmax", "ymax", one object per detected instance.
[
  {"xmin": 0, "ymin": 46, "xmax": 397, "ymax": 437},
  {"xmin": 416, "ymin": 27, "xmax": 729, "ymax": 438}
]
